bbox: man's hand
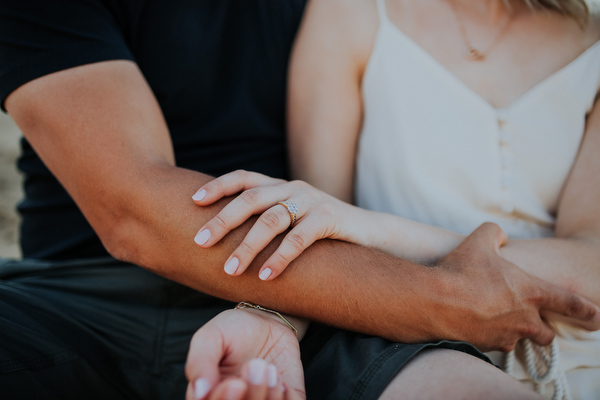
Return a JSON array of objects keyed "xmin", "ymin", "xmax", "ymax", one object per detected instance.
[
  {"xmin": 185, "ymin": 309, "xmax": 306, "ymax": 400},
  {"xmin": 434, "ymin": 223, "xmax": 600, "ymax": 352}
]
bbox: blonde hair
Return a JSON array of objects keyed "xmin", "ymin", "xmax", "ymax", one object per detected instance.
[{"xmin": 522, "ymin": 0, "xmax": 590, "ymax": 24}]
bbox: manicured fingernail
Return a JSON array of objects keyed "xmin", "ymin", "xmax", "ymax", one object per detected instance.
[
  {"xmin": 194, "ymin": 229, "xmax": 211, "ymax": 246},
  {"xmin": 259, "ymin": 268, "xmax": 272, "ymax": 281},
  {"xmin": 248, "ymin": 358, "xmax": 267, "ymax": 385},
  {"xmin": 267, "ymin": 364, "xmax": 278, "ymax": 388},
  {"xmin": 224, "ymin": 257, "xmax": 239, "ymax": 275},
  {"xmin": 194, "ymin": 377, "xmax": 211, "ymax": 399},
  {"xmin": 192, "ymin": 189, "xmax": 206, "ymax": 202}
]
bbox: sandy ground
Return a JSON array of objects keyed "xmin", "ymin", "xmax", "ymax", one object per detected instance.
[{"xmin": 0, "ymin": 112, "xmax": 23, "ymax": 259}]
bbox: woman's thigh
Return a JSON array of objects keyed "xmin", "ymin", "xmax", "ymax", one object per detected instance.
[{"xmin": 380, "ymin": 349, "xmax": 543, "ymax": 400}]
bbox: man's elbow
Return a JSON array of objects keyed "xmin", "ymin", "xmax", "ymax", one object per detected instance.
[{"xmin": 97, "ymin": 215, "xmax": 169, "ymax": 273}]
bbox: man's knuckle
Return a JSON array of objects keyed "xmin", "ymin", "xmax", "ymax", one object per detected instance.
[
  {"xmin": 520, "ymin": 321, "xmax": 537, "ymax": 338},
  {"xmin": 566, "ymin": 295, "xmax": 583, "ymax": 316},
  {"xmin": 538, "ymin": 334, "xmax": 554, "ymax": 346},
  {"xmin": 501, "ymin": 342, "xmax": 516, "ymax": 353}
]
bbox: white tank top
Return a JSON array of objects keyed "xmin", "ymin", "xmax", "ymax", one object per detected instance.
[
  {"xmin": 354, "ymin": 0, "xmax": 600, "ymax": 398},
  {"xmin": 355, "ymin": 0, "xmax": 600, "ymax": 240}
]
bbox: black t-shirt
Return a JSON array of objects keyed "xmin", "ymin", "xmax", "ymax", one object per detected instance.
[{"xmin": 0, "ymin": 0, "xmax": 306, "ymax": 260}]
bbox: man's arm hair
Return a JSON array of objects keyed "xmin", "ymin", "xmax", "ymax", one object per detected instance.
[{"xmin": 6, "ymin": 61, "xmax": 598, "ymax": 350}]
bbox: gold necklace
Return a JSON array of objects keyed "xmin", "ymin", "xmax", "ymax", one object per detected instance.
[{"xmin": 447, "ymin": 0, "xmax": 515, "ymax": 62}]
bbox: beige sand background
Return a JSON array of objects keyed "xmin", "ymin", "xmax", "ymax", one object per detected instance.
[{"xmin": 0, "ymin": 112, "xmax": 23, "ymax": 259}]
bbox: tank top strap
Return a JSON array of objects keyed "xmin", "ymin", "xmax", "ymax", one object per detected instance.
[{"xmin": 375, "ymin": 0, "xmax": 389, "ymax": 24}]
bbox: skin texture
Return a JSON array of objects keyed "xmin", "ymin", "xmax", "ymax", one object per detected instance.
[{"xmin": 7, "ymin": 60, "xmax": 597, "ymax": 353}]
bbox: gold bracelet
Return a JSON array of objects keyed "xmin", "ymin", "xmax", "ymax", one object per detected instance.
[{"xmin": 235, "ymin": 301, "xmax": 298, "ymax": 337}]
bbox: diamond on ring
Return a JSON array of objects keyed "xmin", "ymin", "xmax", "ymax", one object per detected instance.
[{"xmin": 277, "ymin": 201, "xmax": 298, "ymax": 227}]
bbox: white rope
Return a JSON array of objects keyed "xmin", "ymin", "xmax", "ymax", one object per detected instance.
[{"xmin": 505, "ymin": 338, "xmax": 571, "ymax": 400}]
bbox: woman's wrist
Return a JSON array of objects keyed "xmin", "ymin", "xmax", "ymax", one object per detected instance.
[
  {"xmin": 339, "ymin": 203, "xmax": 379, "ymax": 248},
  {"xmin": 234, "ymin": 303, "xmax": 309, "ymax": 340}
]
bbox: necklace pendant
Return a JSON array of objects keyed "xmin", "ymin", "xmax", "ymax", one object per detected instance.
[{"xmin": 465, "ymin": 47, "xmax": 486, "ymax": 62}]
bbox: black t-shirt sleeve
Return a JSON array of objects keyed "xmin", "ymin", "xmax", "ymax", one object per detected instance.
[{"xmin": 0, "ymin": 0, "xmax": 134, "ymax": 111}]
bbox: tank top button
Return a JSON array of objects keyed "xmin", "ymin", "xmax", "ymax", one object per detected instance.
[
  {"xmin": 501, "ymin": 203, "xmax": 515, "ymax": 214},
  {"xmin": 499, "ymin": 130, "xmax": 511, "ymax": 144}
]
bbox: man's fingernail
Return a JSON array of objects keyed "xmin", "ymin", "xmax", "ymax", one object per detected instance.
[
  {"xmin": 248, "ymin": 358, "xmax": 267, "ymax": 385},
  {"xmin": 224, "ymin": 257, "xmax": 239, "ymax": 275},
  {"xmin": 192, "ymin": 189, "xmax": 206, "ymax": 202},
  {"xmin": 259, "ymin": 268, "xmax": 272, "ymax": 281},
  {"xmin": 194, "ymin": 377, "xmax": 211, "ymax": 399},
  {"xmin": 267, "ymin": 364, "xmax": 278, "ymax": 388},
  {"xmin": 194, "ymin": 229, "xmax": 211, "ymax": 246}
]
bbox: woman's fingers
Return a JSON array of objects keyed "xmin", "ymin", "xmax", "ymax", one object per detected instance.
[
  {"xmin": 205, "ymin": 379, "xmax": 248, "ymax": 400},
  {"xmin": 223, "ymin": 203, "xmax": 296, "ymax": 277},
  {"xmin": 224, "ymin": 204, "xmax": 327, "ymax": 280},
  {"xmin": 242, "ymin": 359, "xmax": 284, "ymax": 400},
  {"xmin": 192, "ymin": 170, "xmax": 284, "ymax": 206},
  {"xmin": 193, "ymin": 177, "xmax": 343, "ymax": 281},
  {"xmin": 185, "ymin": 324, "xmax": 226, "ymax": 399},
  {"xmin": 186, "ymin": 360, "xmax": 286, "ymax": 400},
  {"xmin": 266, "ymin": 363, "xmax": 285, "ymax": 400},
  {"xmin": 195, "ymin": 184, "xmax": 295, "ymax": 248},
  {"xmin": 259, "ymin": 218, "xmax": 324, "ymax": 281},
  {"xmin": 541, "ymin": 309, "xmax": 600, "ymax": 332}
]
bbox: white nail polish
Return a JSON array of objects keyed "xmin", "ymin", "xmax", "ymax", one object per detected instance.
[
  {"xmin": 192, "ymin": 189, "xmax": 206, "ymax": 201},
  {"xmin": 194, "ymin": 377, "xmax": 211, "ymax": 399},
  {"xmin": 194, "ymin": 229, "xmax": 211, "ymax": 246},
  {"xmin": 248, "ymin": 359, "xmax": 267, "ymax": 385},
  {"xmin": 224, "ymin": 257, "xmax": 239, "ymax": 275},
  {"xmin": 267, "ymin": 364, "xmax": 278, "ymax": 388},
  {"xmin": 259, "ymin": 268, "xmax": 272, "ymax": 281}
]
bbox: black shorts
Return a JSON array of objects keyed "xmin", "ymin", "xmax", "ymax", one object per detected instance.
[{"xmin": 0, "ymin": 257, "xmax": 492, "ymax": 400}]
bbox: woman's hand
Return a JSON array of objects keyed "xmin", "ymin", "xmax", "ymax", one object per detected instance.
[
  {"xmin": 185, "ymin": 308, "xmax": 306, "ymax": 400},
  {"xmin": 192, "ymin": 170, "xmax": 362, "ymax": 280}
]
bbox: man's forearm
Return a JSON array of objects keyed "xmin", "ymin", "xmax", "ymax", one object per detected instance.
[{"xmin": 112, "ymin": 163, "xmax": 446, "ymax": 343}]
